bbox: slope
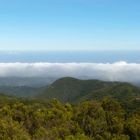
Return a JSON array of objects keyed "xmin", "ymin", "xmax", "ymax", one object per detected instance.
[{"xmin": 38, "ymin": 77, "xmax": 140, "ymax": 104}]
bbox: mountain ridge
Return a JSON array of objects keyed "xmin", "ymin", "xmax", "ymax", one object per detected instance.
[{"xmin": 37, "ymin": 77, "xmax": 140, "ymax": 104}]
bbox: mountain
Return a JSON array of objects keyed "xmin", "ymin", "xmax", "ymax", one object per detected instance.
[
  {"xmin": 1, "ymin": 76, "xmax": 140, "ymax": 99},
  {"xmin": 38, "ymin": 77, "xmax": 140, "ymax": 106},
  {"xmin": 0, "ymin": 76, "xmax": 139, "ymax": 113},
  {"xmin": 0, "ymin": 77, "xmax": 56, "ymax": 97},
  {"xmin": 0, "ymin": 86, "xmax": 45, "ymax": 97},
  {"xmin": 0, "ymin": 77, "xmax": 140, "ymax": 112},
  {"xmin": 0, "ymin": 77, "xmax": 56, "ymax": 87}
]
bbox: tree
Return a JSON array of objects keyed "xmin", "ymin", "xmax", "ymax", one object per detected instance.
[
  {"xmin": 0, "ymin": 118, "xmax": 30, "ymax": 140},
  {"xmin": 74, "ymin": 101, "xmax": 107, "ymax": 137},
  {"xmin": 101, "ymin": 98, "xmax": 125, "ymax": 134},
  {"xmin": 125, "ymin": 110, "xmax": 140, "ymax": 140}
]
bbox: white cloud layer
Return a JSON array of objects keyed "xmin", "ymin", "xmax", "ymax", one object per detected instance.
[{"xmin": 0, "ymin": 61, "xmax": 140, "ymax": 83}]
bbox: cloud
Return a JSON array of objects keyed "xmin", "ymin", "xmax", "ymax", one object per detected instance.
[{"xmin": 0, "ymin": 61, "xmax": 140, "ymax": 83}]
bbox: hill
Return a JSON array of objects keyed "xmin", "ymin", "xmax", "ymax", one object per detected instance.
[
  {"xmin": 0, "ymin": 77, "xmax": 56, "ymax": 87},
  {"xmin": 0, "ymin": 77, "xmax": 140, "ymax": 111},
  {"xmin": 38, "ymin": 77, "xmax": 140, "ymax": 110},
  {"xmin": 0, "ymin": 77, "xmax": 56, "ymax": 97},
  {"xmin": 37, "ymin": 77, "xmax": 106, "ymax": 101},
  {"xmin": 0, "ymin": 86, "xmax": 45, "ymax": 97}
]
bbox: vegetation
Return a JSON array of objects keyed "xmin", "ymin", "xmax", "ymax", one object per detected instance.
[
  {"xmin": 0, "ymin": 86, "xmax": 43, "ymax": 97},
  {"xmin": 38, "ymin": 77, "xmax": 140, "ymax": 112},
  {"xmin": 0, "ymin": 77, "xmax": 140, "ymax": 139},
  {"xmin": 0, "ymin": 94, "xmax": 139, "ymax": 140},
  {"xmin": 38, "ymin": 77, "xmax": 140, "ymax": 101},
  {"xmin": 1, "ymin": 77, "xmax": 140, "ymax": 112}
]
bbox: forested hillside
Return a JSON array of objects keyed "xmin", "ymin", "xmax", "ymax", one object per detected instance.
[
  {"xmin": 0, "ymin": 77, "xmax": 139, "ymax": 139},
  {"xmin": 0, "ymin": 86, "xmax": 44, "ymax": 97},
  {"xmin": 0, "ymin": 94, "xmax": 139, "ymax": 140},
  {"xmin": 38, "ymin": 77, "xmax": 140, "ymax": 112},
  {"xmin": 38, "ymin": 77, "xmax": 140, "ymax": 102},
  {"xmin": 1, "ymin": 77, "xmax": 140, "ymax": 107}
]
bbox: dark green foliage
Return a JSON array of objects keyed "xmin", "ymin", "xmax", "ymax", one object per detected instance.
[
  {"xmin": 38, "ymin": 77, "xmax": 140, "ymax": 112},
  {"xmin": 125, "ymin": 110, "xmax": 140, "ymax": 140},
  {"xmin": 1, "ymin": 77, "xmax": 140, "ymax": 112},
  {"xmin": 0, "ymin": 94, "xmax": 139, "ymax": 140}
]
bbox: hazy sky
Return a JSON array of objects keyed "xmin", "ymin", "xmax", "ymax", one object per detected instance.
[{"xmin": 0, "ymin": 0, "xmax": 140, "ymax": 51}]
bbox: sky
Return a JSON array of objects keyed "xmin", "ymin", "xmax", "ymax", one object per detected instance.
[
  {"xmin": 0, "ymin": 0, "xmax": 140, "ymax": 51},
  {"xmin": 0, "ymin": 0, "xmax": 140, "ymax": 81}
]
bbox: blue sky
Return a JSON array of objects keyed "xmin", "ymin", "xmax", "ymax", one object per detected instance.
[{"xmin": 0, "ymin": 0, "xmax": 140, "ymax": 51}]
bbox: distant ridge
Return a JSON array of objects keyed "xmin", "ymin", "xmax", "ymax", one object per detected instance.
[{"xmin": 37, "ymin": 77, "xmax": 140, "ymax": 105}]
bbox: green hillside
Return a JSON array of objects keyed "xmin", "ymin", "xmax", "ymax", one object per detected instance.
[
  {"xmin": 38, "ymin": 77, "xmax": 140, "ymax": 111},
  {"xmin": 38, "ymin": 77, "xmax": 140, "ymax": 101},
  {"xmin": 0, "ymin": 82, "xmax": 139, "ymax": 140},
  {"xmin": 38, "ymin": 77, "xmax": 109, "ymax": 101},
  {"xmin": 0, "ymin": 86, "xmax": 44, "ymax": 97},
  {"xmin": 0, "ymin": 77, "xmax": 140, "ymax": 112}
]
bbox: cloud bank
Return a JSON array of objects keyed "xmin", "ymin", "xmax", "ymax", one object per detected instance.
[{"xmin": 0, "ymin": 61, "xmax": 140, "ymax": 83}]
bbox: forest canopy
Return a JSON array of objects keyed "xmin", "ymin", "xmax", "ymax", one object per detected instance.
[{"xmin": 0, "ymin": 95, "xmax": 139, "ymax": 140}]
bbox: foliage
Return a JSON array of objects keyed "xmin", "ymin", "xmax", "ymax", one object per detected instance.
[
  {"xmin": 0, "ymin": 94, "xmax": 139, "ymax": 140},
  {"xmin": 38, "ymin": 77, "xmax": 140, "ymax": 112}
]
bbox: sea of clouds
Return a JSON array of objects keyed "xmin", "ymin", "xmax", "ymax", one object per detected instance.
[{"xmin": 0, "ymin": 61, "xmax": 140, "ymax": 83}]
